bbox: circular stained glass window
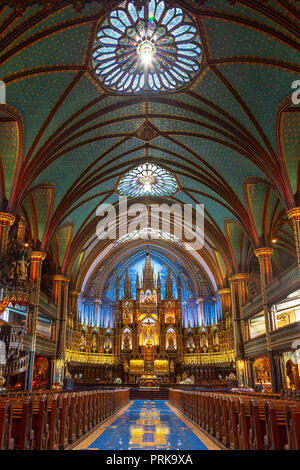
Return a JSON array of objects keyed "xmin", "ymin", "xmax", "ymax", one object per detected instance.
[
  {"xmin": 118, "ymin": 163, "xmax": 178, "ymax": 196},
  {"xmin": 91, "ymin": 0, "xmax": 202, "ymax": 93}
]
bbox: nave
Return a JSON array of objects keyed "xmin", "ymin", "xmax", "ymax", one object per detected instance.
[{"xmin": 72, "ymin": 400, "xmax": 219, "ymax": 451}]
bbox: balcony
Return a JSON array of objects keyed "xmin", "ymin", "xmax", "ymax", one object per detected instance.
[{"xmin": 243, "ymin": 264, "xmax": 298, "ymax": 320}]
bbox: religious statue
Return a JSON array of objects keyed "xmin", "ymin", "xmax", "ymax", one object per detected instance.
[
  {"xmin": 19, "ymin": 256, "xmax": 28, "ymax": 281},
  {"xmin": 214, "ymin": 329, "xmax": 220, "ymax": 347},
  {"xmin": 10, "ymin": 261, "xmax": 18, "ymax": 280},
  {"xmin": 0, "ymin": 374, "xmax": 6, "ymax": 390},
  {"xmin": 80, "ymin": 331, "xmax": 86, "ymax": 351},
  {"xmin": 104, "ymin": 335, "xmax": 111, "ymax": 351},
  {"xmin": 91, "ymin": 332, "xmax": 97, "ymax": 352},
  {"xmin": 123, "ymin": 331, "xmax": 131, "ymax": 350},
  {"xmin": 187, "ymin": 334, "xmax": 194, "ymax": 350},
  {"xmin": 167, "ymin": 330, "xmax": 176, "ymax": 350}
]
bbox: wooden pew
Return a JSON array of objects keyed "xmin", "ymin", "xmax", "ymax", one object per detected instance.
[
  {"xmin": 220, "ymin": 395, "xmax": 230, "ymax": 448},
  {"xmin": 236, "ymin": 397, "xmax": 251, "ymax": 450},
  {"xmin": 90, "ymin": 391, "xmax": 97, "ymax": 427},
  {"xmin": 68, "ymin": 392, "xmax": 77, "ymax": 444},
  {"xmin": 81, "ymin": 392, "xmax": 89, "ymax": 434},
  {"xmin": 0, "ymin": 399, "xmax": 14, "ymax": 450},
  {"xmin": 85, "ymin": 392, "xmax": 93, "ymax": 432},
  {"xmin": 31, "ymin": 395, "xmax": 49, "ymax": 450},
  {"xmin": 208, "ymin": 393, "xmax": 217, "ymax": 437},
  {"xmin": 10, "ymin": 397, "xmax": 34, "ymax": 450},
  {"xmin": 0, "ymin": 387, "xmax": 129, "ymax": 449},
  {"xmin": 228, "ymin": 396, "xmax": 239, "ymax": 449},
  {"xmin": 249, "ymin": 399, "xmax": 267, "ymax": 450},
  {"xmin": 203, "ymin": 392, "xmax": 210, "ymax": 432},
  {"xmin": 169, "ymin": 388, "xmax": 300, "ymax": 451},
  {"xmin": 75, "ymin": 392, "xmax": 84, "ymax": 439},
  {"xmin": 264, "ymin": 401, "xmax": 288, "ymax": 450},
  {"xmin": 214, "ymin": 394, "xmax": 223, "ymax": 442},
  {"xmin": 58, "ymin": 393, "xmax": 70, "ymax": 450},
  {"xmin": 286, "ymin": 404, "xmax": 300, "ymax": 450},
  {"xmin": 47, "ymin": 394, "xmax": 60, "ymax": 450}
]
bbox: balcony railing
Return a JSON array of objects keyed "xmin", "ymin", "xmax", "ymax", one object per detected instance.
[
  {"xmin": 184, "ymin": 350, "xmax": 235, "ymax": 365},
  {"xmin": 2, "ymin": 352, "xmax": 29, "ymax": 376},
  {"xmin": 65, "ymin": 348, "xmax": 114, "ymax": 365}
]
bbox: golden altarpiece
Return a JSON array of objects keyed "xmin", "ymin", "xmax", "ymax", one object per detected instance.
[
  {"xmin": 115, "ymin": 250, "xmax": 182, "ymax": 385},
  {"xmin": 65, "ymin": 250, "xmax": 235, "ymax": 386}
]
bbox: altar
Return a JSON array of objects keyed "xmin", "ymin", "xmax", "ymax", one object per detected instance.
[{"xmin": 137, "ymin": 374, "xmax": 161, "ymax": 388}]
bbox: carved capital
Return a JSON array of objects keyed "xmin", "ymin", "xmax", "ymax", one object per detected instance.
[
  {"xmin": 71, "ymin": 290, "xmax": 81, "ymax": 296},
  {"xmin": 53, "ymin": 274, "xmax": 69, "ymax": 283},
  {"xmin": 31, "ymin": 251, "xmax": 47, "ymax": 261},
  {"xmin": 229, "ymin": 273, "xmax": 249, "ymax": 282},
  {"xmin": 218, "ymin": 288, "xmax": 231, "ymax": 295},
  {"xmin": 287, "ymin": 207, "xmax": 300, "ymax": 222},
  {"xmin": 254, "ymin": 247, "xmax": 273, "ymax": 259},
  {"xmin": 0, "ymin": 212, "xmax": 15, "ymax": 226}
]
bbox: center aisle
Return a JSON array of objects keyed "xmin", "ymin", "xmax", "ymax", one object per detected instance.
[{"xmin": 73, "ymin": 400, "xmax": 220, "ymax": 450}]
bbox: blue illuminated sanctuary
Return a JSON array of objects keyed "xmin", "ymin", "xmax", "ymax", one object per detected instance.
[{"xmin": 75, "ymin": 246, "xmax": 225, "ymax": 383}]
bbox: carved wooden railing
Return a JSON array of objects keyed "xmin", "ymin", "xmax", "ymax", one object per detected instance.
[{"xmin": 2, "ymin": 353, "xmax": 29, "ymax": 376}]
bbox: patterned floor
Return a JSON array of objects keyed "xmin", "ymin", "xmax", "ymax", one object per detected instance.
[{"xmin": 73, "ymin": 400, "xmax": 219, "ymax": 450}]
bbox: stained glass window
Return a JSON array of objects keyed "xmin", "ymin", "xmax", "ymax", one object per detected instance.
[
  {"xmin": 91, "ymin": 0, "xmax": 202, "ymax": 93},
  {"xmin": 117, "ymin": 162, "xmax": 178, "ymax": 196},
  {"xmin": 115, "ymin": 227, "xmax": 182, "ymax": 245}
]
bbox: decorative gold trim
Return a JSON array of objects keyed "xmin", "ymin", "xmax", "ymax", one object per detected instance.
[
  {"xmin": 287, "ymin": 207, "xmax": 300, "ymax": 222},
  {"xmin": 53, "ymin": 274, "xmax": 69, "ymax": 283},
  {"xmin": 229, "ymin": 273, "xmax": 249, "ymax": 281},
  {"xmin": 183, "ymin": 350, "xmax": 235, "ymax": 365},
  {"xmin": 65, "ymin": 348, "xmax": 114, "ymax": 365},
  {"xmin": 254, "ymin": 247, "xmax": 273, "ymax": 258},
  {"xmin": 31, "ymin": 251, "xmax": 47, "ymax": 261},
  {"xmin": 0, "ymin": 212, "xmax": 15, "ymax": 226},
  {"xmin": 218, "ymin": 288, "xmax": 231, "ymax": 295}
]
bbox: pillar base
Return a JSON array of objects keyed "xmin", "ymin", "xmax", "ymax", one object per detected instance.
[
  {"xmin": 269, "ymin": 351, "xmax": 279, "ymax": 393},
  {"xmin": 26, "ymin": 350, "xmax": 35, "ymax": 391}
]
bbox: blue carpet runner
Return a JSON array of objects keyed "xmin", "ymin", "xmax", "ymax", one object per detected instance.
[{"xmin": 86, "ymin": 400, "xmax": 208, "ymax": 450}]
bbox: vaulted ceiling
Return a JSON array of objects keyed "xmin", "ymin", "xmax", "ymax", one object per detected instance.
[{"xmin": 0, "ymin": 0, "xmax": 299, "ymax": 288}]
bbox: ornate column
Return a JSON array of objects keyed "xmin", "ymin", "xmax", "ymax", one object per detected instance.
[
  {"xmin": 218, "ymin": 287, "xmax": 232, "ymax": 352},
  {"xmin": 71, "ymin": 290, "xmax": 81, "ymax": 324},
  {"xmin": 52, "ymin": 274, "xmax": 69, "ymax": 385},
  {"xmin": 26, "ymin": 251, "xmax": 46, "ymax": 391},
  {"xmin": 58, "ymin": 276, "xmax": 69, "ymax": 360},
  {"xmin": 254, "ymin": 248, "xmax": 273, "ymax": 350},
  {"xmin": 197, "ymin": 297, "xmax": 204, "ymax": 326},
  {"xmin": 254, "ymin": 247, "xmax": 278, "ymax": 392},
  {"xmin": 94, "ymin": 298, "xmax": 101, "ymax": 327},
  {"xmin": 218, "ymin": 288, "xmax": 231, "ymax": 316},
  {"xmin": 53, "ymin": 275, "xmax": 63, "ymax": 345},
  {"xmin": 229, "ymin": 274, "xmax": 248, "ymax": 359},
  {"xmin": 0, "ymin": 212, "xmax": 15, "ymax": 257},
  {"xmin": 287, "ymin": 207, "xmax": 300, "ymax": 275}
]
